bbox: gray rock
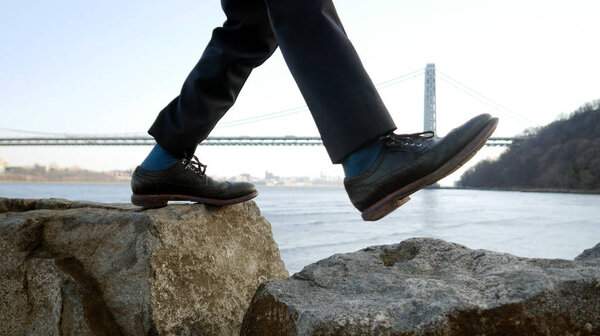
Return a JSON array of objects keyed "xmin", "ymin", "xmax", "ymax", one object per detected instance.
[
  {"xmin": 0, "ymin": 198, "xmax": 288, "ymax": 336},
  {"xmin": 241, "ymin": 238, "xmax": 600, "ymax": 335},
  {"xmin": 576, "ymin": 242, "xmax": 600, "ymax": 262}
]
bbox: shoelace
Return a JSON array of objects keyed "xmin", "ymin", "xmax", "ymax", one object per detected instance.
[
  {"xmin": 385, "ymin": 131, "xmax": 435, "ymax": 147},
  {"xmin": 182, "ymin": 155, "xmax": 207, "ymax": 175}
]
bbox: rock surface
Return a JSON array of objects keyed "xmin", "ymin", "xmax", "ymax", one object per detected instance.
[
  {"xmin": 241, "ymin": 238, "xmax": 600, "ymax": 335},
  {"xmin": 0, "ymin": 198, "xmax": 288, "ymax": 336}
]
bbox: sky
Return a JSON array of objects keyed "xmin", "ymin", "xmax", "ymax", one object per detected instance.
[{"xmin": 1, "ymin": 0, "xmax": 599, "ymax": 184}]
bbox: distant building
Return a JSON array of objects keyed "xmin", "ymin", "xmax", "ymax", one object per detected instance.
[
  {"xmin": 108, "ymin": 170, "xmax": 133, "ymax": 181},
  {"xmin": 47, "ymin": 163, "xmax": 60, "ymax": 172},
  {"xmin": 0, "ymin": 157, "xmax": 5, "ymax": 174},
  {"xmin": 233, "ymin": 173, "xmax": 251, "ymax": 182},
  {"xmin": 32, "ymin": 163, "xmax": 46, "ymax": 173}
]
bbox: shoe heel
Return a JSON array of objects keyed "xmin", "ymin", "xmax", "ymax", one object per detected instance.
[
  {"xmin": 361, "ymin": 196, "xmax": 411, "ymax": 222},
  {"xmin": 131, "ymin": 194, "xmax": 168, "ymax": 207}
]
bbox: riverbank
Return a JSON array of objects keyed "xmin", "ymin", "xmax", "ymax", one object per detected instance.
[
  {"xmin": 451, "ymin": 186, "xmax": 600, "ymax": 195},
  {"xmin": 0, "ymin": 180, "xmax": 130, "ymax": 185},
  {"xmin": 0, "ymin": 165, "xmax": 131, "ymax": 184}
]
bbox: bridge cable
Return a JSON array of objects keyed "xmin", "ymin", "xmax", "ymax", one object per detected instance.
[{"xmin": 436, "ymin": 69, "xmax": 539, "ymax": 126}]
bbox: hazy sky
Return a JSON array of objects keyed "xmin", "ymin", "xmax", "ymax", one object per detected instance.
[{"xmin": 1, "ymin": 0, "xmax": 599, "ymax": 183}]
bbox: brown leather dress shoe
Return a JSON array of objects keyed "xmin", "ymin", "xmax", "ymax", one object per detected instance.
[
  {"xmin": 344, "ymin": 114, "xmax": 499, "ymax": 221},
  {"xmin": 131, "ymin": 156, "xmax": 257, "ymax": 207}
]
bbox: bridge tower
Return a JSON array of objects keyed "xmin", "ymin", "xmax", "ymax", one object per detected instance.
[{"xmin": 424, "ymin": 63, "xmax": 437, "ymax": 135}]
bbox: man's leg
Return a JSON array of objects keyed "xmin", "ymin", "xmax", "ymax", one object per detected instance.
[
  {"xmin": 265, "ymin": 0, "xmax": 396, "ymax": 164},
  {"xmin": 132, "ymin": 0, "xmax": 276, "ymax": 207},
  {"xmin": 148, "ymin": 0, "xmax": 278, "ymax": 160}
]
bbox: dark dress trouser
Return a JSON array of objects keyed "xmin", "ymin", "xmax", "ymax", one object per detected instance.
[{"xmin": 148, "ymin": 0, "xmax": 396, "ymax": 164}]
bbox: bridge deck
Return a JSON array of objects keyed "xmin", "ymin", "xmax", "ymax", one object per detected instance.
[{"xmin": 0, "ymin": 136, "xmax": 518, "ymax": 147}]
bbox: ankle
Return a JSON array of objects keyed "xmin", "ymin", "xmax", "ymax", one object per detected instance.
[
  {"xmin": 342, "ymin": 137, "xmax": 384, "ymax": 177},
  {"xmin": 140, "ymin": 143, "xmax": 181, "ymax": 171}
]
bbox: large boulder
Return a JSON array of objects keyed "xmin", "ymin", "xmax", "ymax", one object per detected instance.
[
  {"xmin": 241, "ymin": 237, "xmax": 600, "ymax": 335},
  {"xmin": 0, "ymin": 198, "xmax": 288, "ymax": 336}
]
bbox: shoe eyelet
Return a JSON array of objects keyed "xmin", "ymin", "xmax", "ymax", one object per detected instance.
[{"xmin": 417, "ymin": 143, "xmax": 422, "ymax": 147}]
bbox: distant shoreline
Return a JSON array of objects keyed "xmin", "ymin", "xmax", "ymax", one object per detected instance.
[
  {"xmin": 0, "ymin": 180, "xmax": 130, "ymax": 186},
  {"xmin": 0, "ymin": 180, "xmax": 342, "ymax": 188}
]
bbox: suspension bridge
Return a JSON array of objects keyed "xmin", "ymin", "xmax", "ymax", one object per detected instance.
[{"xmin": 0, "ymin": 64, "xmax": 528, "ymax": 147}]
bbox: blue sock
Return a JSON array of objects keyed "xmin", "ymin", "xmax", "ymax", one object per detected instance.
[
  {"xmin": 342, "ymin": 138, "xmax": 383, "ymax": 177},
  {"xmin": 140, "ymin": 143, "xmax": 181, "ymax": 171}
]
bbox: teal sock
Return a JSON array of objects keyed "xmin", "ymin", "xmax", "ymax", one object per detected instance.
[
  {"xmin": 342, "ymin": 138, "xmax": 383, "ymax": 177},
  {"xmin": 140, "ymin": 143, "xmax": 181, "ymax": 171}
]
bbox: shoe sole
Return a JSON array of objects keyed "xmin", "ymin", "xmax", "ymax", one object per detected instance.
[
  {"xmin": 361, "ymin": 117, "xmax": 499, "ymax": 222},
  {"xmin": 131, "ymin": 190, "xmax": 258, "ymax": 208}
]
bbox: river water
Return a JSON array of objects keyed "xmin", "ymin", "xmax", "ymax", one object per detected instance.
[{"xmin": 1, "ymin": 183, "xmax": 599, "ymax": 273}]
